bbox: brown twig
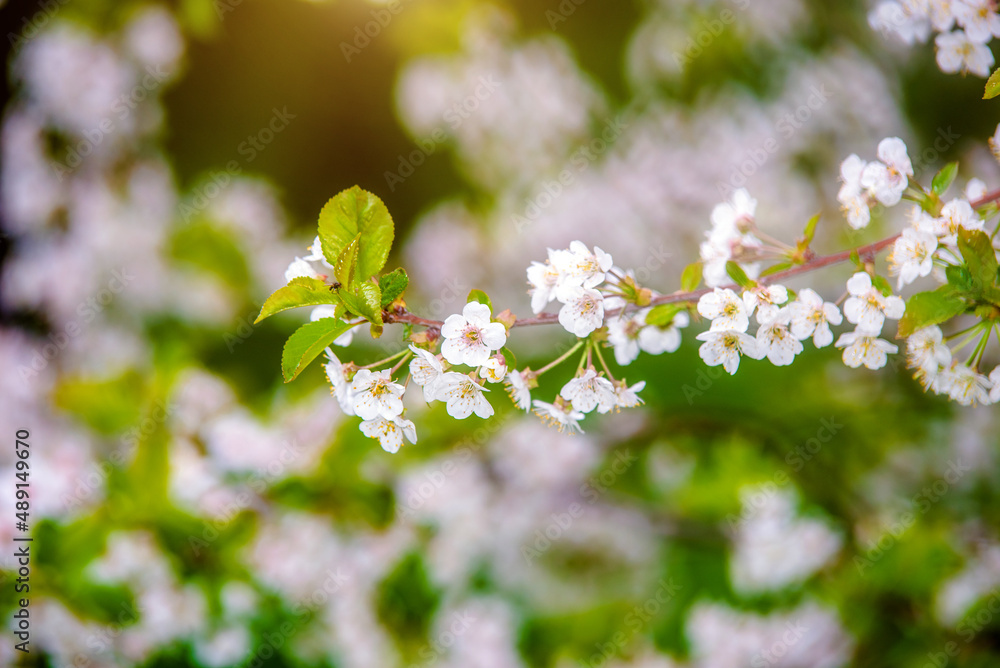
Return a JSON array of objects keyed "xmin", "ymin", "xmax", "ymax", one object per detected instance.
[{"xmin": 384, "ymin": 186, "xmax": 1000, "ymax": 330}]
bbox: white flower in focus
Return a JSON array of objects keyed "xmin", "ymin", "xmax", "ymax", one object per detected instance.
[
  {"xmin": 559, "ymin": 369, "xmax": 617, "ymax": 414},
  {"xmin": 889, "ymin": 227, "xmax": 938, "ymax": 289},
  {"xmin": 284, "ymin": 257, "xmax": 320, "ymax": 283},
  {"xmin": 324, "ymin": 349, "xmax": 355, "ymax": 416},
  {"xmin": 906, "ymin": 326, "xmax": 952, "ymax": 378},
  {"xmin": 614, "ymin": 380, "xmax": 645, "ymax": 409},
  {"xmin": 532, "ymin": 400, "xmax": 585, "ymax": 434},
  {"xmin": 934, "ymin": 198, "xmax": 983, "ymax": 245},
  {"xmin": 696, "ymin": 330, "xmax": 762, "ymax": 375},
  {"xmin": 310, "ymin": 306, "xmax": 355, "ymax": 347},
  {"xmin": 504, "ymin": 370, "xmax": 532, "ymax": 411},
  {"xmin": 408, "ymin": 345, "xmax": 444, "ymax": 402},
  {"xmin": 835, "ymin": 329, "xmax": 899, "ymax": 369},
  {"xmin": 869, "ymin": 1, "xmax": 932, "ymax": 44},
  {"xmin": 350, "ymin": 369, "xmax": 405, "ymax": 420},
  {"xmin": 788, "ymin": 289, "xmax": 843, "ymax": 348},
  {"xmin": 434, "ymin": 372, "xmax": 494, "ymax": 419},
  {"xmin": 954, "ymin": 0, "xmax": 1000, "ymax": 43},
  {"xmin": 844, "ymin": 272, "xmax": 905, "ymax": 333},
  {"xmin": 527, "ymin": 259, "xmax": 561, "ymax": 314},
  {"xmin": 550, "ymin": 241, "xmax": 613, "ymax": 289},
  {"xmin": 743, "ymin": 284, "xmax": 789, "ymax": 324},
  {"xmin": 860, "ymin": 137, "xmax": 914, "ymax": 207},
  {"xmin": 360, "ymin": 415, "xmax": 416, "ymax": 454},
  {"xmin": 639, "ymin": 311, "xmax": 689, "ymax": 355},
  {"xmin": 942, "ymin": 364, "xmax": 993, "ymax": 405},
  {"xmin": 441, "ymin": 302, "xmax": 507, "ymax": 367},
  {"xmin": 838, "ymin": 154, "xmax": 873, "ymax": 229},
  {"xmin": 756, "ymin": 311, "xmax": 803, "ymax": 366},
  {"xmin": 478, "ymin": 355, "xmax": 507, "ymax": 383},
  {"xmin": 557, "ymin": 286, "xmax": 605, "ymax": 337},
  {"xmin": 698, "ymin": 288, "xmax": 750, "ymax": 332},
  {"xmin": 935, "ymin": 30, "xmax": 995, "ymax": 77}
]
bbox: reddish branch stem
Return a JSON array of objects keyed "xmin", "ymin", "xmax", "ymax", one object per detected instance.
[{"xmin": 384, "ymin": 187, "xmax": 1000, "ymax": 331}]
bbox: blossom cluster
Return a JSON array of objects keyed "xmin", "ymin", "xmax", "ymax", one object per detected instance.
[
  {"xmin": 280, "ymin": 131, "xmax": 1000, "ymax": 456},
  {"xmin": 869, "ymin": 0, "xmax": 998, "ymax": 77}
]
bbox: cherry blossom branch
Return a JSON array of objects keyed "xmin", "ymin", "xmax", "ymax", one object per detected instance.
[{"xmin": 384, "ymin": 187, "xmax": 1000, "ymax": 331}]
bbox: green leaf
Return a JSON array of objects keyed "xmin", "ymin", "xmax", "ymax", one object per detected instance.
[
  {"xmin": 680, "ymin": 262, "xmax": 702, "ymax": 292},
  {"xmin": 500, "ymin": 346, "xmax": 517, "ymax": 372},
  {"xmin": 801, "ymin": 213, "xmax": 820, "ymax": 246},
  {"xmin": 945, "ymin": 265, "xmax": 974, "ymax": 293},
  {"xmin": 931, "ymin": 162, "xmax": 959, "ymax": 196},
  {"xmin": 281, "ymin": 318, "xmax": 356, "ymax": 382},
  {"xmin": 317, "ymin": 186, "xmax": 395, "ymax": 283},
  {"xmin": 760, "ymin": 262, "xmax": 792, "ymax": 278},
  {"xmin": 725, "ymin": 261, "xmax": 755, "ymax": 289},
  {"xmin": 897, "ymin": 287, "xmax": 968, "ymax": 338},
  {"xmin": 334, "ymin": 234, "xmax": 361, "ymax": 287},
  {"xmin": 849, "ymin": 249, "xmax": 862, "ymax": 270},
  {"xmin": 256, "ymin": 277, "xmax": 341, "ymax": 324},
  {"xmin": 957, "ymin": 228, "xmax": 998, "ymax": 290},
  {"xmin": 467, "ymin": 289, "xmax": 493, "ymax": 313},
  {"xmin": 871, "ymin": 274, "xmax": 894, "ymax": 297},
  {"xmin": 379, "ymin": 268, "xmax": 409, "ymax": 306},
  {"xmin": 985, "ymin": 67, "xmax": 1000, "ymax": 99},
  {"xmin": 358, "ymin": 283, "xmax": 384, "ymax": 338},
  {"xmin": 645, "ymin": 303, "xmax": 688, "ymax": 327}
]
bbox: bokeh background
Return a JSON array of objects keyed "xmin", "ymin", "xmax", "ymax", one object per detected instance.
[{"xmin": 2, "ymin": 0, "xmax": 1000, "ymax": 666}]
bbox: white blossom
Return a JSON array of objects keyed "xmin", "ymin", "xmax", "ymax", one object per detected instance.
[
  {"xmin": 408, "ymin": 345, "xmax": 444, "ymax": 402},
  {"xmin": 478, "ymin": 355, "xmax": 507, "ymax": 383},
  {"xmin": 869, "ymin": 1, "xmax": 932, "ymax": 44},
  {"xmin": 550, "ymin": 240, "xmax": 613, "ymax": 289},
  {"xmin": 614, "ymin": 380, "xmax": 645, "ymax": 409},
  {"xmin": 954, "ymin": 0, "xmax": 1000, "ymax": 43},
  {"xmin": 434, "ymin": 372, "xmax": 494, "ymax": 419},
  {"xmin": 324, "ymin": 349, "xmax": 355, "ymax": 416},
  {"xmin": 557, "ymin": 286, "xmax": 605, "ymax": 337},
  {"xmin": 639, "ymin": 311, "xmax": 689, "ymax": 354},
  {"xmin": 698, "ymin": 288, "xmax": 750, "ymax": 333},
  {"xmin": 695, "ymin": 330, "xmax": 762, "ymax": 375},
  {"xmin": 302, "ymin": 236, "xmax": 331, "ymax": 266},
  {"xmin": 559, "ymin": 369, "xmax": 617, "ymax": 414},
  {"xmin": 284, "ymin": 257, "xmax": 320, "ymax": 283},
  {"xmin": 504, "ymin": 370, "xmax": 532, "ymax": 411},
  {"xmin": 756, "ymin": 311, "xmax": 803, "ymax": 366},
  {"xmin": 889, "ymin": 226, "xmax": 938, "ymax": 289},
  {"xmin": 788, "ymin": 289, "xmax": 843, "ymax": 348},
  {"xmin": 310, "ymin": 306, "xmax": 355, "ymax": 347},
  {"xmin": 526, "ymin": 259, "xmax": 561, "ymax": 314},
  {"xmin": 606, "ymin": 311, "xmax": 644, "ymax": 365},
  {"xmin": 935, "ymin": 30, "xmax": 995, "ymax": 77},
  {"xmin": 350, "ymin": 369, "xmax": 405, "ymax": 420},
  {"xmin": 359, "ymin": 415, "xmax": 417, "ymax": 454},
  {"xmin": 441, "ymin": 302, "xmax": 507, "ymax": 367},
  {"xmin": 941, "ymin": 364, "xmax": 993, "ymax": 405},
  {"xmin": 835, "ymin": 329, "xmax": 899, "ymax": 369},
  {"xmin": 906, "ymin": 326, "xmax": 952, "ymax": 379},
  {"xmin": 838, "ymin": 154, "xmax": 873, "ymax": 229},
  {"xmin": 989, "ymin": 366, "xmax": 1000, "ymax": 403},
  {"xmin": 934, "ymin": 198, "xmax": 983, "ymax": 245},
  {"xmin": 743, "ymin": 284, "xmax": 789, "ymax": 324},
  {"xmin": 860, "ymin": 137, "xmax": 913, "ymax": 206},
  {"xmin": 844, "ymin": 272, "xmax": 905, "ymax": 333},
  {"xmin": 532, "ymin": 400, "xmax": 585, "ymax": 434},
  {"xmin": 700, "ymin": 189, "xmax": 763, "ymax": 286}
]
